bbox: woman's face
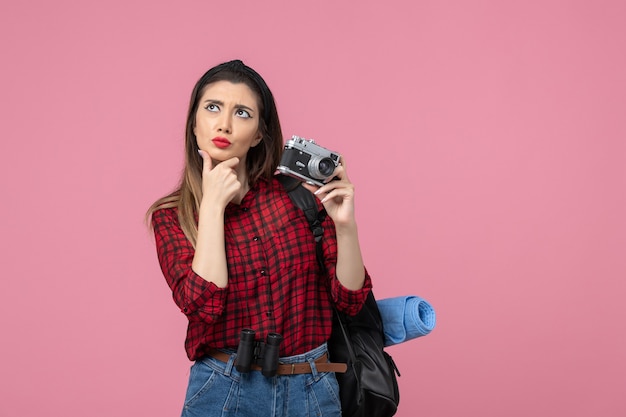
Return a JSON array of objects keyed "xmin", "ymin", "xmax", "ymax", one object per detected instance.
[{"xmin": 194, "ymin": 80, "xmax": 262, "ymax": 167}]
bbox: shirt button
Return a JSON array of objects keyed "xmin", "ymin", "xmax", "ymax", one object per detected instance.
[
  {"xmin": 242, "ymin": 207, "xmax": 249, "ymax": 212},
  {"xmin": 253, "ymin": 236, "xmax": 260, "ymax": 242},
  {"xmin": 260, "ymin": 269, "xmax": 267, "ymax": 276},
  {"xmin": 266, "ymin": 311, "xmax": 272, "ymax": 317}
]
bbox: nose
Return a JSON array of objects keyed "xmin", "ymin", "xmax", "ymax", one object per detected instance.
[{"xmin": 217, "ymin": 113, "xmax": 232, "ymax": 134}]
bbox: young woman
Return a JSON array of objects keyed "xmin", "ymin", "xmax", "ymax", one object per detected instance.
[{"xmin": 147, "ymin": 59, "xmax": 372, "ymax": 417}]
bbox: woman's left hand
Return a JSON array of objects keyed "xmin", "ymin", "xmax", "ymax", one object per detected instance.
[{"xmin": 302, "ymin": 156, "xmax": 356, "ymax": 227}]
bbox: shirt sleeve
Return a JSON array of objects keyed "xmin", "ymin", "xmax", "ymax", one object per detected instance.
[
  {"xmin": 320, "ymin": 212, "xmax": 373, "ymax": 316},
  {"xmin": 151, "ymin": 207, "xmax": 227, "ymax": 322}
]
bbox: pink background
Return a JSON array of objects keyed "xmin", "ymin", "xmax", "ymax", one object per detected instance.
[{"xmin": 1, "ymin": 1, "xmax": 625, "ymax": 416}]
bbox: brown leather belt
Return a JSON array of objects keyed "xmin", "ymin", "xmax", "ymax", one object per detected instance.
[{"xmin": 207, "ymin": 349, "xmax": 347, "ymax": 375}]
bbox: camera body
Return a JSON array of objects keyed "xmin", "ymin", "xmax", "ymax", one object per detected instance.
[{"xmin": 277, "ymin": 135, "xmax": 340, "ymax": 186}]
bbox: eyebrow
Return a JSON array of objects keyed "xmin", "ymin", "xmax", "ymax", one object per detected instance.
[{"xmin": 202, "ymin": 99, "xmax": 256, "ymax": 114}]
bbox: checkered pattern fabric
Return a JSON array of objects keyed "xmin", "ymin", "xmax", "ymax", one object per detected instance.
[{"xmin": 152, "ymin": 176, "xmax": 371, "ymax": 361}]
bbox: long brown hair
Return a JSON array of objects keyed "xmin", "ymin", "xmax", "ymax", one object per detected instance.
[{"xmin": 146, "ymin": 60, "xmax": 284, "ymax": 247}]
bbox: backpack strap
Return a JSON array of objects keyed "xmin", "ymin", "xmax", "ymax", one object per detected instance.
[{"xmin": 276, "ymin": 174, "xmax": 327, "ymax": 271}]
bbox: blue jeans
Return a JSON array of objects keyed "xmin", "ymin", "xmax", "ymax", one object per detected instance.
[{"xmin": 181, "ymin": 343, "xmax": 342, "ymax": 417}]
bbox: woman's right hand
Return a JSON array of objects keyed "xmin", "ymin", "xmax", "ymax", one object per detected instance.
[
  {"xmin": 192, "ymin": 150, "xmax": 233, "ymax": 288},
  {"xmin": 198, "ymin": 150, "xmax": 241, "ymax": 208}
]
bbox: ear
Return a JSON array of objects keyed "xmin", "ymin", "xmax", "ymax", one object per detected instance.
[{"xmin": 251, "ymin": 132, "xmax": 263, "ymax": 147}]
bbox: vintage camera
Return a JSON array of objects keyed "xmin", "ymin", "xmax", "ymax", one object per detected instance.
[{"xmin": 277, "ymin": 135, "xmax": 341, "ymax": 186}]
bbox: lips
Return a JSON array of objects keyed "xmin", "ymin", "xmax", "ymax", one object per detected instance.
[{"xmin": 212, "ymin": 137, "xmax": 231, "ymax": 149}]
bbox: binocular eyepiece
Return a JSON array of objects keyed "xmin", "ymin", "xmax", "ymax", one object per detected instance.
[{"xmin": 234, "ymin": 329, "xmax": 283, "ymax": 377}]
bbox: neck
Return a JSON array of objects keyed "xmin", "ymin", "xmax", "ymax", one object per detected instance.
[{"xmin": 231, "ymin": 170, "xmax": 250, "ymax": 205}]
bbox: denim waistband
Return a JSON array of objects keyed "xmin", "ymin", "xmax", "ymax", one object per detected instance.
[{"xmin": 276, "ymin": 343, "xmax": 328, "ymax": 364}]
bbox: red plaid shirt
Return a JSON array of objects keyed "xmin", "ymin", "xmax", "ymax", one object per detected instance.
[{"xmin": 152, "ymin": 176, "xmax": 372, "ymax": 361}]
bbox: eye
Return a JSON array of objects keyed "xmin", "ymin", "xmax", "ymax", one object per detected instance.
[
  {"xmin": 235, "ymin": 109, "xmax": 251, "ymax": 118},
  {"xmin": 204, "ymin": 103, "xmax": 219, "ymax": 112}
]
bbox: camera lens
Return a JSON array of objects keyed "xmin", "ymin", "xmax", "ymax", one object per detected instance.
[
  {"xmin": 318, "ymin": 159, "xmax": 335, "ymax": 176},
  {"xmin": 309, "ymin": 157, "xmax": 336, "ymax": 179}
]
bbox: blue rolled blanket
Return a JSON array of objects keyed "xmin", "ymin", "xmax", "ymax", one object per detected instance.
[{"xmin": 377, "ymin": 296, "xmax": 436, "ymax": 347}]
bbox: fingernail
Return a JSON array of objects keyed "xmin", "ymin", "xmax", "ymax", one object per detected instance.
[{"xmin": 314, "ymin": 189, "xmax": 322, "ymax": 195}]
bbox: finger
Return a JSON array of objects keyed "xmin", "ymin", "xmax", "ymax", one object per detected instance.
[
  {"xmin": 320, "ymin": 188, "xmax": 353, "ymax": 204},
  {"xmin": 335, "ymin": 157, "xmax": 350, "ymax": 180},
  {"xmin": 336, "ymin": 156, "xmax": 348, "ymax": 173},
  {"xmin": 198, "ymin": 149, "xmax": 214, "ymax": 171},
  {"xmin": 329, "ymin": 164, "xmax": 345, "ymax": 181},
  {"xmin": 314, "ymin": 182, "xmax": 336, "ymax": 197},
  {"xmin": 220, "ymin": 157, "xmax": 240, "ymax": 169},
  {"xmin": 316, "ymin": 177, "xmax": 349, "ymax": 196}
]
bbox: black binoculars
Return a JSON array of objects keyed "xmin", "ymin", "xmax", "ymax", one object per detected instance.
[{"xmin": 235, "ymin": 329, "xmax": 283, "ymax": 377}]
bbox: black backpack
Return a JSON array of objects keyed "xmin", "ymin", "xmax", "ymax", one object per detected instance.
[{"xmin": 278, "ymin": 175, "xmax": 400, "ymax": 417}]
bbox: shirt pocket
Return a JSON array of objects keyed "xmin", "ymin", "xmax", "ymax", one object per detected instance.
[{"xmin": 270, "ymin": 204, "xmax": 319, "ymax": 271}]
